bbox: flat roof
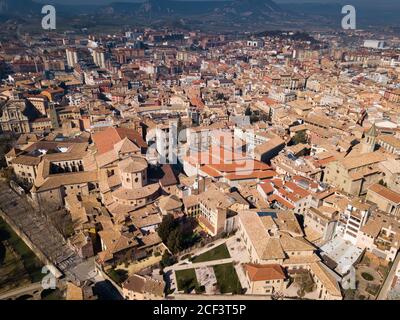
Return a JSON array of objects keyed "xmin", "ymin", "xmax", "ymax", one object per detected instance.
[{"xmin": 321, "ymin": 237, "xmax": 363, "ymax": 275}]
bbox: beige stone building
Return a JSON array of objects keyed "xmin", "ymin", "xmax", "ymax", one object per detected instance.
[
  {"xmin": 366, "ymin": 183, "xmax": 400, "ymax": 217},
  {"xmin": 21, "ymin": 141, "xmax": 99, "ymax": 207},
  {"xmin": 183, "ymin": 188, "xmax": 241, "ymax": 236},
  {"xmin": 244, "ymin": 264, "xmax": 286, "ymax": 295},
  {"xmin": 10, "ymin": 155, "xmax": 40, "ymax": 184},
  {"xmin": 237, "ymin": 210, "xmax": 342, "ymax": 300},
  {"xmin": 122, "ymin": 274, "xmax": 164, "ymax": 300},
  {"xmin": 379, "ymin": 158, "xmax": 400, "ymax": 193},
  {"xmin": 323, "ymin": 152, "xmax": 386, "ymax": 196},
  {"xmin": 304, "ymin": 206, "xmax": 339, "ymax": 242},
  {"xmin": 376, "ymin": 135, "xmax": 400, "ymax": 156},
  {"xmin": 0, "ymin": 99, "xmax": 41, "ymax": 133},
  {"xmin": 356, "ymin": 212, "xmax": 400, "ymax": 262},
  {"xmin": 7, "ymin": 139, "xmax": 92, "ymax": 194}
]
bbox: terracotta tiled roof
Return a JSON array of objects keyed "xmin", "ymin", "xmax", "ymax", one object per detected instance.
[
  {"xmin": 268, "ymin": 194, "xmax": 295, "ymax": 209},
  {"xmin": 245, "ymin": 264, "xmax": 286, "ymax": 282},
  {"xmin": 159, "ymin": 164, "xmax": 179, "ymax": 187},
  {"xmin": 92, "ymin": 127, "xmax": 146, "ymax": 155},
  {"xmin": 340, "ymin": 152, "xmax": 386, "ymax": 170},
  {"xmin": 368, "ymin": 183, "xmax": 400, "ymax": 204}
]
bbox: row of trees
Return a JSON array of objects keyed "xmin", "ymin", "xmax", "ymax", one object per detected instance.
[{"xmin": 0, "ymin": 134, "xmax": 17, "ymax": 168}]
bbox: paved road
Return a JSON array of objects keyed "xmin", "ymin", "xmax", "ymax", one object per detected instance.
[{"xmin": 0, "ymin": 182, "xmax": 89, "ymax": 283}]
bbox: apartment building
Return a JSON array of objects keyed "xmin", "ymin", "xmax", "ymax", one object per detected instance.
[
  {"xmin": 339, "ymin": 200, "xmax": 371, "ymax": 245},
  {"xmin": 183, "ymin": 188, "xmax": 240, "ymax": 236},
  {"xmin": 257, "ymin": 178, "xmax": 312, "ymax": 215},
  {"xmin": 356, "ymin": 212, "xmax": 400, "ymax": 262},
  {"xmin": 304, "ymin": 206, "xmax": 339, "ymax": 242}
]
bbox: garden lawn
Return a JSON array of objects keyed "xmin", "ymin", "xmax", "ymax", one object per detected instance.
[
  {"xmin": 191, "ymin": 244, "xmax": 230, "ymax": 263},
  {"xmin": 213, "ymin": 263, "xmax": 242, "ymax": 294},
  {"xmin": 175, "ymin": 268, "xmax": 198, "ymax": 292}
]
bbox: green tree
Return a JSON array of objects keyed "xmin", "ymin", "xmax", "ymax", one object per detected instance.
[
  {"xmin": 250, "ymin": 114, "xmax": 259, "ymax": 124},
  {"xmin": 179, "ymin": 217, "xmax": 197, "ymax": 248},
  {"xmin": 292, "ymin": 130, "xmax": 307, "ymax": 145},
  {"xmin": 160, "ymin": 251, "xmax": 176, "ymax": 268},
  {"xmin": 0, "ymin": 167, "xmax": 16, "ymax": 182},
  {"xmin": 378, "ymin": 179, "xmax": 387, "ymax": 187},
  {"xmin": 158, "ymin": 214, "xmax": 176, "ymax": 243},
  {"xmin": 296, "ymin": 272, "xmax": 315, "ymax": 297},
  {"xmin": 244, "ymin": 107, "xmax": 252, "ymax": 116},
  {"xmin": 167, "ymin": 228, "xmax": 183, "ymax": 254},
  {"xmin": 0, "ymin": 134, "xmax": 17, "ymax": 168}
]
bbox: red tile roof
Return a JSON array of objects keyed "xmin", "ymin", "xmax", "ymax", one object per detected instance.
[
  {"xmin": 268, "ymin": 194, "xmax": 295, "ymax": 209},
  {"xmin": 245, "ymin": 264, "xmax": 286, "ymax": 282},
  {"xmin": 368, "ymin": 183, "xmax": 400, "ymax": 204},
  {"xmin": 92, "ymin": 127, "xmax": 146, "ymax": 155}
]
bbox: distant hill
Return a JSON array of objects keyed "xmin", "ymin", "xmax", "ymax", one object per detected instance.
[
  {"xmin": 0, "ymin": 0, "xmax": 40, "ymax": 14},
  {"xmin": 224, "ymin": 0, "xmax": 281, "ymax": 13},
  {"xmin": 91, "ymin": 0, "xmax": 290, "ymax": 32},
  {"xmin": 100, "ymin": 0, "xmax": 221, "ymax": 15},
  {"xmin": 0, "ymin": 0, "xmax": 397, "ymax": 32},
  {"xmin": 100, "ymin": 0, "xmax": 282, "ymax": 16}
]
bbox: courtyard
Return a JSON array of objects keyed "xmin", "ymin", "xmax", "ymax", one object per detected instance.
[
  {"xmin": 174, "ymin": 261, "xmax": 243, "ymax": 295},
  {"xmin": 191, "ymin": 243, "xmax": 230, "ymax": 263}
]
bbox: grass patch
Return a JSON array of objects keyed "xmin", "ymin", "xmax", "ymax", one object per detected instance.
[
  {"xmin": 361, "ymin": 272, "xmax": 374, "ymax": 281},
  {"xmin": 0, "ymin": 217, "xmax": 43, "ymax": 284},
  {"xmin": 213, "ymin": 263, "xmax": 242, "ymax": 294},
  {"xmin": 191, "ymin": 244, "xmax": 230, "ymax": 263},
  {"xmin": 106, "ymin": 268, "xmax": 129, "ymax": 285},
  {"xmin": 175, "ymin": 268, "xmax": 198, "ymax": 293}
]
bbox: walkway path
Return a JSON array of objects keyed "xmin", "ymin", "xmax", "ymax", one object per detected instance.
[
  {"xmin": 177, "ymin": 237, "xmax": 229, "ymax": 261},
  {"xmin": 165, "ymin": 258, "xmax": 234, "ymax": 272},
  {"xmin": 0, "ymin": 182, "xmax": 90, "ymax": 284},
  {"xmin": 377, "ymin": 252, "xmax": 400, "ymax": 300}
]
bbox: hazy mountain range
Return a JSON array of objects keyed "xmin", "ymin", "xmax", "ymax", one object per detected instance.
[{"xmin": 0, "ymin": 0, "xmax": 399, "ymax": 32}]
